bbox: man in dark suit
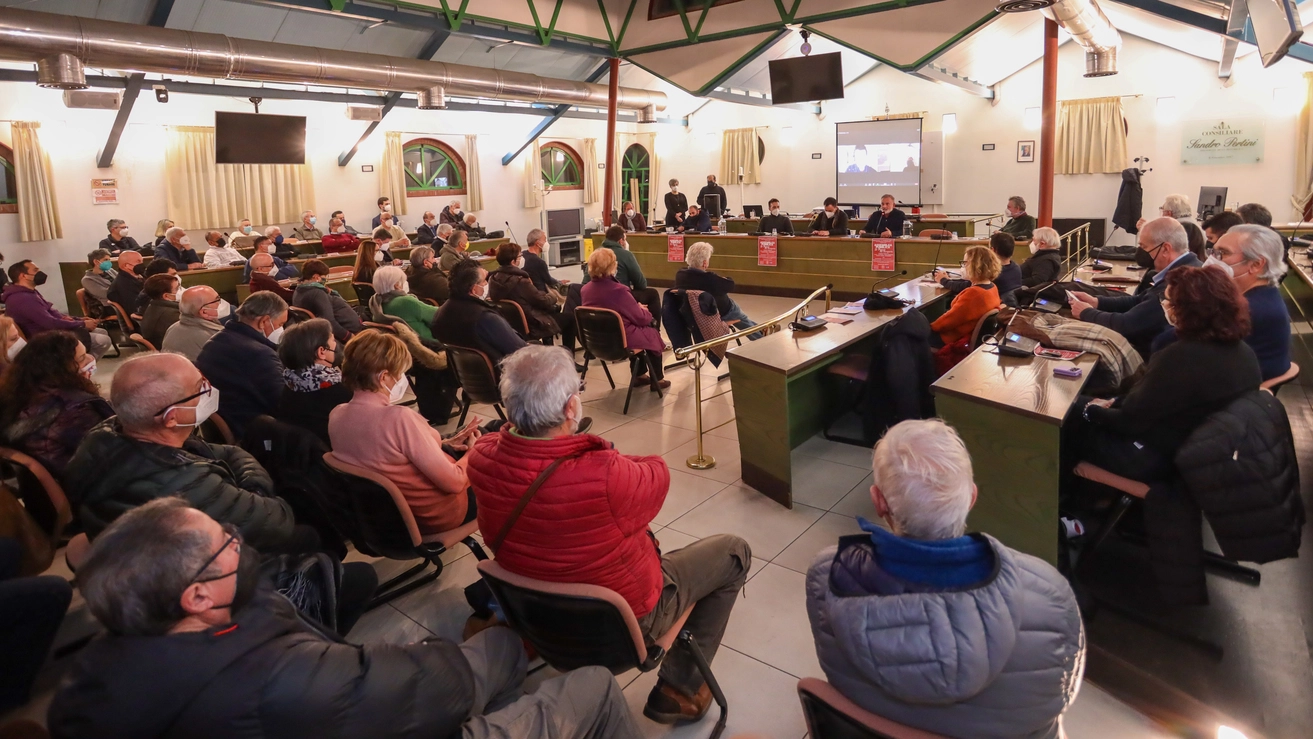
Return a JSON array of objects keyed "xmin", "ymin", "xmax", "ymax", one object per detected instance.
[
  {"xmin": 862, "ymin": 194, "xmax": 907, "ymax": 237},
  {"xmin": 681, "ymin": 204, "xmax": 711, "ymax": 233},
  {"xmin": 757, "ymin": 198, "xmax": 794, "ymax": 235},
  {"xmin": 809, "ymin": 198, "xmax": 849, "ymax": 236},
  {"xmin": 696, "ymin": 174, "xmax": 728, "ymax": 215}
]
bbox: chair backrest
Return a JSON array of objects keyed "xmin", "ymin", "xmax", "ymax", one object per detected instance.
[
  {"xmin": 242, "ymin": 415, "xmax": 350, "ymax": 551},
  {"xmin": 797, "ymin": 678, "xmax": 947, "ymax": 739},
  {"xmin": 496, "ymin": 300, "xmax": 530, "ymax": 338},
  {"xmin": 574, "ymin": 307, "xmax": 631, "ymax": 362},
  {"xmin": 421, "ymin": 297, "xmax": 441, "ymax": 307},
  {"xmin": 287, "ymin": 305, "xmax": 316, "ymax": 322},
  {"xmin": 322, "ymin": 452, "xmax": 424, "ymax": 557},
  {"xmin": 969, "ymin": 308, "xmax": 1001, "ymax": 349},
  {"xmin": 108, "ymin": 300, "xmax": 136, "ymax": 332},
  {"xmin": 76, "ymin": 288, "xmax": 92, "ymax": 317},
  {"xmin": 328, "ymin": 265, "xmax": 355, "ymax": 276},
  {"xmin": 446, "ymin": 345, "xmax": 502, "ymax": 406},
  {"xmin": 129, "ymin": 333, "xmax": 157, "ymax": 351},
  {"xmin": 353, "ymin": 282, "xmax": 377, "ymax": 305},
  {"xmin": 476, "ymin": 559, "xmax": 648, "ymax": 674},
  {"xmin": 198, "ymin": 413, "xmax": 236, "ymax": 446},
  {"xmin": 0, "ymin": 446, "xmax": 73, "ymax": 538}
]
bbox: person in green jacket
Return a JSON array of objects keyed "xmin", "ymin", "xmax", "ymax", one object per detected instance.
[
  {"xmin": 580, "ymin": 225, "xmax": 661, "ymax": 325},
  {"xmin": 999, "ymin": 196, "xmax": 1037, "ymax": 239},
  {"xmin": 372, "ymin": 265, "xmax": 438, "ymax": 340}
]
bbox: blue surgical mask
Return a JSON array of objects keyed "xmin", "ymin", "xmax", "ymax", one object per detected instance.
[
  {"xmin": 273, "ymin": 235, "xmax": 284, "ymax": 246},
  {"xmin": 99, "ymin": 260, "xmax": 113, "ymax": 272},
  {"xmin": 309, "ymin": 216, "xmax": 317, "ymax": 226}
]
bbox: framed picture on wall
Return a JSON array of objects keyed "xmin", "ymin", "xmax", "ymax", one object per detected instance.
[{"xmin": 1017, "ymin": 140, "xmax": 1035, "ymax": 163}]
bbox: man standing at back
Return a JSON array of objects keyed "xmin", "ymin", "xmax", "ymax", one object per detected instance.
[
  {"xmin": 696, "ymin": 173, "xmax": 727, "ymax": 215},
  {"xmin": 807, "ymin": 419, "xmax": 1084, "ymax": 738}
]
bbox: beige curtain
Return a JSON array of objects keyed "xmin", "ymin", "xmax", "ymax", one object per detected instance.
[
  {"xmin": 524, "ymin": 138, "xmax": 542, "ymax": 209},
  {"xmin": 720, "ymin": 128, "xmax": 761, "ymax": 185},
  {"xmin": 464, "ymin": 134, "xmax": 483, "ymax": 212},
  {"xmin": 11, "ymin": 122, "xmax": 62, "ymax": 242},
  {"xmin": 582, "ymin": 138, "xmax": 599, "ymax": 205},
  {"xmin": 1055, "ymin": 96, "xmax": 1127, "ymax": 175},
  {"xmin": 164, "ymin": 126, "xmax": 313, "ymax": 229},
  {"xmin": 1293, "ymin": 72, "xmax": 1313, "ymax": 220},
  {"xmin": 379, "ymin": 131, "xmax": 409, "ymax": 218}
]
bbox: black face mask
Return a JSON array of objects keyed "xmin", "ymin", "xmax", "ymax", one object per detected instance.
[
  {"xmin": 207, "ymin": 543, "xmax": 262, "ymax": 614},
  {"xmin": 331, "ymin": 343, "xmax": 344, "ymax": 367},
  {"xmin": 33, "ymin": 270, "xmax": 48, "ymax": 286},
  {"xmin": 133, "ymin": 263, "xmax": 147, "ymax": 277},
  {"xmin": 215, "ymin": 237, "xmax": 227, "ymax": 248},
  {"xmin": 1135, "ymin": 244, "xmax": 1161, "ymax": 270}
]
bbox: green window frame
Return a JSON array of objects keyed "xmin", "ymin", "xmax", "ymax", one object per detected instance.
[
  {"xmin": 403, "ymin": 138, "xmax": 467, "ymax": 197},
  {"xmin": 621, "ymin": 144, "xmax": 651, "ymax": 217},
  {"xmin": 540, "ymin": 142, "xmax": 583, "ymax": 191},
  {"xmin": 0, "ymin": 143, "xmax": 16, "ymax": 214}
]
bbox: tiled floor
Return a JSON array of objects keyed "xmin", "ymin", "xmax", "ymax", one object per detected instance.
[{"xmin": 3, "ymin": 288, "xmax": 1184, "ymax": 737}]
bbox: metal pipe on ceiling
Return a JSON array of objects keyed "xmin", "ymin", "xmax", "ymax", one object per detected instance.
[
  {"xmin": 995, "ymin": 0, "xmax": 1121, "ymax": 76},
  {"xmin": 0, "ymin": 7, "xmax": 665, "ymax": 120}
]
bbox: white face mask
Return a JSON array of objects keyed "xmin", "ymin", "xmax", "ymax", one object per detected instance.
[
  {"xmin": 6, "ymin": 336, "xmax": 26, "ymax": 361},
  {"xmin": 671, "ymin": 187, "xmax": 678, "ymax": 193},
  {"xmin": 385, "ymin": 373, "xmax": 409, "ymax": 404},
  {"xmin": 119, "ymin": 227, "xmax": 129, "ymax": 236},
  {"xmin": 267, "ymin": 325, "xmax": 284, "ymax": 345},
  {"xmin": 242, "ymin": 225, "xmax": 252, "ymax": 234},
  {"xmin": 81, "ymin": 360, "xmax": 97, "ymax": 378},
  {"xmin": 180, "ymin": 236, "xmax": 191, "ymax": 247},
  {"xmin": 514, "ymin": 257, "xmax": 525, "ymax": 269},
  {"xmin": 309, "ymin": 216, "xmax": 316, "ymax": 226},
  {"xmin": 455, "ymin": 209, "xmax": 463, "ymax": 217},
  {"xmin": 206, "ymin": 299, "xmax": 232, "ymax": 320},
  {"xmin": 374, "ymin": 250, "xmax": 386, "ymax": 262},
  {"xmin": 266, "ymin": 267, "xmax": 279, "ymax": 277},
  {"xmin": 1204, "ymin": 255, "xmax": 1235, "ymax": 278},
  {"xmin": 383, "ymin": 204, "xmax": 391, "ymax": 212},
  {"xmin": 1029, "ymin": 243, "xmax": 1039, "ymax": 256},
  {"xmin": 333, "ymin": 227, "xmax": 345, "ymax": 234},
  {"xmin": 1163, "ymin": 302, "xmax": 1176, "ymax": 327},
  {"xmin": 167, "ymin": 385, "xmax": 220, "ymax": 428},
  {"xmin": 399, "ymin": 280, "xmax": 410, "ymax": 294},
  {"xmin": 626, "ymin": 209, "xmax": 635, "ymax": 218},
  {"xmin": 770, "ymin": 208, "xmax": 780, "ymax": 216},
  {"xmin": 479, "ymin": 283, "xmax": 490, "ymax": 300}
]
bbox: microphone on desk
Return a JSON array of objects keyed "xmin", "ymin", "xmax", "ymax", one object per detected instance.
[
  {"xmin": 504, "ymin": 221, "xmax": 518, "ymax": 243},
  {"xmin": 868, "ymin": 269, "xmax": 909, "ymax": 291}
]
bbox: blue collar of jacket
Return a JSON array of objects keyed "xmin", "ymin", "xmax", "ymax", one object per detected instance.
[
  {"xmin": 1152, "ymin": 251, "xmax": 1199, "ymax": 285},
  {"xmin": 297, "ymin": 280, "xmax": 339, "ymax": 299},
  {"xmin": 828, "ymin": 518, "xmax": 997, "ymax": 597}
]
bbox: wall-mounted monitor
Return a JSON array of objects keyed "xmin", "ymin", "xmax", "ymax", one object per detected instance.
[
  {"xmin": 835, "ymin": 118, "xmax": 922, "ymax": 206},
  {"xmin": 769, "ymin": 52, "xmax": 844, "ymax": 106},
  {"xmin": 215, "ymin": 112, "xmax": 306, "ymax": 165},
  {"xmin": 1247, "ymin": 0, "xmax": 1303, "ymax": 67},
  {"xmin": 545, "ymin": 207, "xmax": 585, "ymax": 239}
]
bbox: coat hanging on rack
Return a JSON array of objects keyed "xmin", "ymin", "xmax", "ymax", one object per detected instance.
[{"xmin": 1112, "ymin": 167, "xmax": 1144, "ymax": 235}]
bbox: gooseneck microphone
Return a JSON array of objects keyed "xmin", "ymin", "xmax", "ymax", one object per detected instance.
[{"xmin": 505, "ymin": 221, "xmax": 518, "ymax": 243}]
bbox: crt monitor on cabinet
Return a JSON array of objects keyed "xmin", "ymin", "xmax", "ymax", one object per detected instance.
[
  {"xmin": 1198, "ymin": 187, "xmax": 1228, "ymax": 220},
  {"xmin": 545, "ymin": 207, "xmax": 585, "ymax": 239}
]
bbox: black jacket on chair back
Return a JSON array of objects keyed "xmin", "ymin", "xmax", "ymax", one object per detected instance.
[{"xmin": 861, "ymin": 309, "xmax": 936, "ymax": 443}]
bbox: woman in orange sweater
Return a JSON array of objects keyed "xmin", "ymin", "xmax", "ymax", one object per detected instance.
[{"xmin": 930, "ymin": 245, "xmax": 1002, "ymax": 346}]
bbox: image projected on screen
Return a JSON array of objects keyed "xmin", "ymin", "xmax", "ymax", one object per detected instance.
[{"xmin": 836, "ymin": 118, "xmax": 922, "ymax": 206}]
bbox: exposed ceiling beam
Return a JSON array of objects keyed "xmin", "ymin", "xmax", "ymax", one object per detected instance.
[
  {"xmin": 703, "ymin": 89, "xmax": 820, "ymax": 114},
  {"xmin": 1105, "ymin": 0, "xmax": 1230, "ymax": 35},
  {"xmin": 339, "ymin": 27, "xmax": 450, "ymax": 166},
  {"xmin": 98, "ymin": 0, "xmax": 176, "ymax": 168},
  {"xmin": 695, "ymin": 27, "xmax": 790, "ymax": 96},
  {"xmin": 1219, "ymin": 37, "xmax": 1239, "ymax": 77},
  {"xmin": 147, "ymin": 0, "xmax": 178, "ymax": 28},
  {"xmin": 502, "ymin": 61, "xmax": 611, "ymax": 166},
  {"xmin": 912, "ymin": 65, "xmax": 994, "ymax": 99}
]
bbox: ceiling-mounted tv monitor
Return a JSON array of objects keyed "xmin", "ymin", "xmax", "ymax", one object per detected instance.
[
  {"xmin": 215, "ymin": 112, "xmax": 306, "ymax": 165},
  {"xmin": 769, "ymin": 52, "xmax": 844, "ymax": 106},
  {"xmin": 1247, "ymin": 0, "xmax": 1303, "ymax": 67}
]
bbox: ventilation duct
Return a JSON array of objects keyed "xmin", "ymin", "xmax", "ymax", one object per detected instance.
[
  {"xmin": 0, "ymin": 7, "xmax": 666, "ymax": 113},
  {"xmin": 996, "ymin": 0, "xmax": 1121, "ymax": 77}
]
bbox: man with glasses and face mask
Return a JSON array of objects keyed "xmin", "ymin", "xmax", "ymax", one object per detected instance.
[
  {"xmin": 196, "ymin": 292, "xmax": 289, "ymax": 439},
  {"xmin": 163, "ymin": 285, "xmax": 231, "ymax": 362},
  {"xmin": 50, "ymin": 497, "xmax": 640, "ymax": 739}
]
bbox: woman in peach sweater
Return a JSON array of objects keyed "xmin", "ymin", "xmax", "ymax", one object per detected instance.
[
  {"xmin": 930, "ymin": 245, "xmax": 1002, "ymax": 346},
  {"xmin": 328, "ymin": 331, "xmax": 481, "ymax": 534}
]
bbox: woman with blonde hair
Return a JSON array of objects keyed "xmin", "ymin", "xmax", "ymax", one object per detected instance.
[
  {"xmin": 0, "ymin": 315, "xmax": 22, "ymax": 374},
  {"xmin": 327, "ymin": 331, "xmax": 481, "ymax": 535},
  {"xmin": 580, "ymin": 247, "xmax": 669, "ymax": 389},
  {"xmin": 930, "ymin": 245, "xmax": 1001, "ymax": 347},
  {"xmin": 152, "ymin": 219, "xmax": 175, "ymax": 250}
]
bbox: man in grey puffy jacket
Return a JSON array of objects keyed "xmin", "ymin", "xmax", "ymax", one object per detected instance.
[{"xmin": 806, "ymin": 419, "xmax": 1085, "ymax": 739}]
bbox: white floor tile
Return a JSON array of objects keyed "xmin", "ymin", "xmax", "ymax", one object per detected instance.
[
  {"xmin": 788, "ymin": 455, "xmax": 872, "ymax": 511},
  {"xmin": 1064, "ymin": 683, "xmax": 1176, "ymax": 739},
  {"xmin": 661, "ymin": 434, "xmax": 742, "ymax": 485},
  {"xmin": 600, "ymin": 419, "xmax": 698, "ymax": 456},
  {"xmin": 793, "ymin": 435, "xmax": 874, "ymax": 470},
  {"xmin": 772, "ymin": 512, "xmax": 866, "ymax": 575},
  {"xmin": 385, "ymin": 553, "xmax": 484, "ymax": 643},
  {"xmin": 666, "ymin": 483, "xmax": 824, "ymax": 562},
  {"xmin": 829, "ymin": 474, "xmax": 875, "ymax": 518},
  {"xmin": 653, "ymin": 469, "xmax": 733, "ymax": 527},
  {"xmin": 722, "ymin": 563, "xmax": 824, "ymax": 681},
  {"xmin": 579, "ymin": 407, "xmax": 640, "ymax": 436},
  {"xmin": 641, "ymin": 394, "xmax": 738, "ymax": 434},
  {"xmin": 346, "ymin": 603, "xmax": 435, "ymax": 645}
]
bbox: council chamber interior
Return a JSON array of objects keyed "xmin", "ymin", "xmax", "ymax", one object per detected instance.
[{"xmin": 0, "ymin": 0, "xmax": 1310, "ymax": 738}]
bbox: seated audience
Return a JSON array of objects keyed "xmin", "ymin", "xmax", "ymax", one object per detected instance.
[
  {"xmin": 231, "ymin": 218, "xmax": 257, "ymax": 249},
  {"xmin": 64, "ymin": 352, "xmax": 295, "ymax": 548},
  {"xmin": 681, "ymin": 203, "xmax": 712, "ymax": 233},
  {"xmin": 619, "ymin": 200, "xmax": 647, "ymax": 232},
  {"xmin": 248, "ymin": 252, "xmax": 295, "ymax": 303},
  {"xmin": 153, "ymin": 218, "xmax": 175, "ymax": 250},
  {"xmin": 1182, "ymin": 219, "xmax": 1208, "ymax": 261},
  {"xmin": 1202, "ymin": 210, "xmax": 1244, "ymax": 248},
  {"xmin": 1020, "ymin": 226, "xmax": 1062, "ymax": 287},
  {"xmin": 468, "ymin": 345, "xmax": 749, "ymax": 725},
  {"xmin": 139, "ymin": 273, "xmax": 182, "ymax": 349},
  {"xmin": 581, "ymin": 248, "xmax": 668, "ymax": 390},
  {"xmin": 265, "ymin": 226, "xmax": 296, "ymax": 260},
  {"xmin": 371, "ymin": 196, "xmax": 391, "ymax": 230},
  {"xmin": 163, "ymin": 285, "xmax": 228, "ymax": 362},
  {"xmin": 939, "ymin": 233, "xmax": 1022, "ymax": 297},
  {"xmin": 862, "ymin": 194, "xmax": 907, "ymax": 237},
  {"xmin": 1138, "ymin": 193, "xmax": 1192, "ymax": 231},
  {"xmin": 439, "ymin": 198, "xmax": 463, "ymax": 226},
  {"xmin": 2, "ymin": 260, "xmax": 112, "ymax": 358},
  {"xmin": 434, "ymin": 221, "xmax": 455, "ymax": 249},
  {"xmin": 432, "ymin": 261, "xmax": 527, "ymax": 365},
  {"xmin": 416, "ymin": 210, "xmax": 440, "ymax": 245},
  {"xmin": 292, "ymin": 210, "xmax": 322, "ymax": 241},
  {"xmin": 523, "ymin": 228, "xmax": 564, "ymax": 294},
  {"xmin": 353, "ymin": 238, "xmax": 383, "ymax": 287},
  {"xmin": 460, "ymin": 213, "xmax": 487, "ymax": 240},
  {"xmin": 99, "ymin": 218, "xmax": 141, "ymax": 255},
  {"xmin": 0, "ymin": 316, "xmax": 21, "ymax": 374},
  {"xmin": 329, "ymin": 331, "xmax": 480, "ymax": 534},
  {"xmin": 439, "ymin": 229, "xmax": 473, "ymax": 273},
  {"xmin": 1069, "ymin": 217, "xmax": 1201, "ymax": 357},
  {"xmin": 489, "ymin": 242, "xmax": 561, "ymax": 341},
  {"xmin": 136, "ymin": 260, "xmax": 178, "ymax": 315},
  {"xmin": 675, "ymin": 241, "xmax": 760, "ymax": 338},
  {"xmin": 757, "ymin": 198, "xmax": 794, "ymax": 235},
  {"xmin": 202, "ymin": 230, "xmax": 246, "ymax": 269},
  {"xmin": 1000, "ymin": 195, "xmax": 1037, "ymax": 239},
  {"xmin": 809, "ymin": 197, "xmax": 849, "ymax": 236},
  {"xmin": 108, "ymin": 249, "xmax": 145, "ymax": 314},
  {"xmin": 664, "ymin": 179, "xmax": 688, "ymax": 228},
  {"xmin": 1155, "ymin": 224, "xmax": 1291, "ymax": 381},
  {"xmin": 373, "ymin": 266, "xmax": 460, "ymax": 424},
  {"xmin": 807, "ymin": 419, "xmax": 1084, "ymax": 738},
  {"xmin": 196, "ymin": 291, "xmax": 288, "ymax": 439},
  {"xmin": 79, "ymin": 249, "xmax": 117, "ymax": 318},
  {"xmin": 48, "ymin": 499, "xmax": 637, "ymax": 739},
  {"xmin": 581, "ymin": 226, "xmax": 661, "ymax": 325},
  {"xmin": 929, "ymin": 245, "xmax": 1001, "ymax": 347},
  {"xmin": 379, "ymin": 212, "xmax": 411, "ymax": 248},
  {"xmin": 322, "ymin": 217, "xmax": 360, "ymax": 254},
  {"xmin": 0, "ymin": 537, "xmax": 73, "ymax": 715},
  {"xmin": 1075, "ymin": 266, "xmax": 1261, "ymax": 483},
  {"xmin": 293, "ymin": 259, "xmax": 363, "ymax": 341},
  {"xmin": 1238, "ymin": 201, "xmax": 1291, "ymax": 253},
  {"xmin": 375, "ymin": 265, "xmax": 438, "ymax": 337},
  {"xmin": 0, "ymin": 331, "xmax": 112, "ymax": 483},
  {"xmin": 242, "ymin": 236, "xmax": 298, "ymax": 283},
  {"xmin": 276, "ymin": 318, "xmax": 349, "ymax": 445},
  {"xmin": 374, "ymin": 226, "xmax": 405, "ymax": 264},
  {"xmin": 155, "ymin": 226, "xmax": 205, "ymax": 270},
  {"xmin": 331, "ymin": 209, "xmax": 359, "ymax": 236},
  {"xmin": 408, "ymin": 246, "xmax": 450, "ymax": 305}
]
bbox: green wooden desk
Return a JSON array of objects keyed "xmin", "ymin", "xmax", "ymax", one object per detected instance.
[
  {"xmin": 932, "ymin": 345, "xmax": 1099, "ymax": 564},
  {"xmin": 724, "ymin": 216, "xmax": 979, "ymax": 237},
  {"xmin": 727, "ymin": 275, "xmax": 952, "ymax": 507}
]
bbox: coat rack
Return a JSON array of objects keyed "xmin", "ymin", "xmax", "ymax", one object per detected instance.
[{"xmin": 1133, "ymin": 156, "xmax": 1152, "ymax": 175}]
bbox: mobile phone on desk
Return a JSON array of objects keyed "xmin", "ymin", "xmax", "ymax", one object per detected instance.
[{"xmin": 1054, "ymin": 366, "xmax": 1082, "ymax": 378}]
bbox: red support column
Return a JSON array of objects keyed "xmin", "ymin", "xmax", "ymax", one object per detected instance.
[
  {"xmin": 602, "ymin": 56, "xmax": 620, "ymax": 227},
  {"xmin": 1038, "ymin": 18, "xmax": 1058, "ymax": 228}
]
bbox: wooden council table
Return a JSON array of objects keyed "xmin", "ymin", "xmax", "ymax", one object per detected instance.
[{"xmin": 723, "ymin": 215, "xmax": 982, "ymax": 238}]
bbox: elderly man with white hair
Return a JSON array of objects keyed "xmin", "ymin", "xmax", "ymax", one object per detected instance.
[
  {"xmin": 155, "ymin": 226, "xmax": 205, "ymax": 270},
  {"xmin": 806, "ymin": 419, "xmax": 1085, "ymax": 739},
  {"xmin": 460, "ymin": 212, "xmax": 488, "ymax": 240},
  {"xmin": 196, "ymin": 291, "xmax": 289, "ymax": 438},
  {"xmin": 440, "ymin": 198, "xmax": 464, "ymax": 226},
  {"xmin": 162, "ymin": 285, "xmax": 229, "ymax": 362},
  {"xmin": 1137, "ymin": 193, "xmax": 1192, "ymax": 231},
  {"xmin": 263, "ymin": 225, "xmax": 296, "ymax": 259},
  {"xmin": 1019, "ymin": 226, "xmax": 1062, "ymax": 287},
  {"xmin": 674, "ymin": 241, "xmax": 762, "ymax": 339},
  {"xmin": 292, "ymin": 210, "xmax": 322, "ymax": 241},
  {"xmin": 1069, "ymin": 216, "xmax": 1202, "ymax": 357},
  {"xmin": 1153, "ymin": 224, "xmax": 1292, "ymax": 380}
]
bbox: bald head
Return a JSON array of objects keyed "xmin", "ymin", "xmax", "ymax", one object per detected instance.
[
  {"xmin": 204, "ymin": 231, "xmax": 222, "ymax": 248},
  {"xmin": 112, "ymin": 353, "xmax": 200, "ymax": 433},
  {"xmin": 118, "ymin": 251, "xmax": 143, "ymax": 274},
  {"xmin": 180, "ymin": 285, "xmax": 218, "ymax": 318},
  {"xmin": 250, "ymin": 252, "xmax": 274, "ymax": 271}
]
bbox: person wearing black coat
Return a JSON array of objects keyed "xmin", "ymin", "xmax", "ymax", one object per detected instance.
[
  {"xmin": 275, "ymin": 319, "xmax": 351, "ymax": 446},
  {"xmin": 663, "ymin": 180, "xmax": 688, "ymax": 228},
  {"xmin": 696, "ymin": 175, "xmax": 728, "ymax": 214},
  {"xmin": 196, "ymin": 293, "xmax": 288, "ymax": 440}
]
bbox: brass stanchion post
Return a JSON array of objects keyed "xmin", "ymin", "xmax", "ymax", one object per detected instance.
[{"xmin": 685, "ymin": 350, "xmax": 715, "ymax": 470}]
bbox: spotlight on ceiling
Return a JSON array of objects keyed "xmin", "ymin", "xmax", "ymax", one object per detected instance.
[
  {"xmin": 153, "ymin": 84, "xmax": 169, "ymax": 103},
  {"xmin": 995, "ymin": 0, "xmax": 1056, "ymax": 11}
]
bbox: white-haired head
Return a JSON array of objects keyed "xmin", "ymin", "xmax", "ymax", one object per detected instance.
[
  {"xmin": 1140, "ymin": 216, "xmax": 1188, "ymax": 256},
  {"xmin": 1031, "ymin": 226, "xmax": 1060, "ymax": 251},
  {"xmin": 264, "ymin": 225, "xmax": 281, "ymax": 238},
  {"xmin": 871, "ymin": 419, "xmax": 976, "ymax": 540},
  {"xmin": 1228, "ymin": 224, "xmax": 1288, "ymax": 282},
  {"xmin": 499, "ymin": 345, "xmax": 581, "ymax": 437},
  {"xmin": 686, "ymin": 241, "xmax": 714, "ymax": 269},
  {"xmin": 373, "ymin": 265, "xmax": 407, "ymax": 295},
  {"xmin": 1161, "ymin": 194, "xmax": 1193, "ymax": 220}
]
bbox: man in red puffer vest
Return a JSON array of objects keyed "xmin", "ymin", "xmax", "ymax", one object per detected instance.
[{"xmin": 467, "ymin": 346, "xmax": 751, "ymax": 729}]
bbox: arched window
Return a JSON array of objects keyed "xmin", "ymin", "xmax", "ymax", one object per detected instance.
[
  {"xmin": 0, "ymin": 143, "xmax": 16, "ymax": 214},
  {"xmin": 540, "ymin": 141, "xmax": 583, "ymax": 190},
  {"xmin": 621, "ymin": 144, "xmax": 651, "ymax": 216},
  {"xmin": 402, "ymin": 138, "xmax": 467, "ymax": 197}
]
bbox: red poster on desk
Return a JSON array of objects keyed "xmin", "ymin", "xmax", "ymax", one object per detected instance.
[
  {"xmin": 757, "ymin": 235, "xmax": 777, "ymax": 267},
  {"xmin": 871, "ymin": 238, "xmax": 896, "ymax": 271},
  {"xmin": 667, "ymin": 234, "xmax": 684, "ymax": 262}
]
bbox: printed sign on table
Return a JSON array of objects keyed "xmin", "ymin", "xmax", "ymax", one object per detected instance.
[
  {"xmin": 757, "ymin": 235, "xmax": 777, "ymax": 267},
  {"xmin": 871, "ymin": 238, "xmax": 896, "ymax": 272},
  {"xmin": 667, "ymin": 233, "xmax": 685, "ymax": 262}
]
